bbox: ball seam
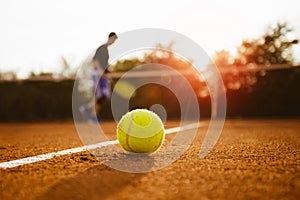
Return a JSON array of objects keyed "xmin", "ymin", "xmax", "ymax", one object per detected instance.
[{"xmin": 125, "ymin": 112, "xmax": 135, "ymax": 152}]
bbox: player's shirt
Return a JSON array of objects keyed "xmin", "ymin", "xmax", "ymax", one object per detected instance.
[
  {"xmin": 93, "ymin": 44, "xmax": 109, "ymax": 70},
  {"xmin": 92, "ymin": 44, "xmax": 110, "ymax": 99}
]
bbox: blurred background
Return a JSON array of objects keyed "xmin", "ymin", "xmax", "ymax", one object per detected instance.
[{"xmin": 0, "ymin": 0, "xmax": 299, "ymax": 121}]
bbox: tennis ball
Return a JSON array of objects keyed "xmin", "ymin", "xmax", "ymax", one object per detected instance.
[{"xmin": 117, "ymin": 109, "xmax": 165, "ymax": 153}]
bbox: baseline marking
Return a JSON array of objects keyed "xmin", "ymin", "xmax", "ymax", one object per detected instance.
[{"xmin": 0, "ymin": 122, "xmax": 200, "ymax": 169}]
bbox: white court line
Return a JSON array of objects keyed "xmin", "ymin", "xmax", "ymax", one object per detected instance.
[{"xmin": 0, "ymin": 122, "xmax": 200, "ymax": 169}]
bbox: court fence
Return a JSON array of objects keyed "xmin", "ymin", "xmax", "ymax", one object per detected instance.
[{"xmin": 0, "ymin": 65, "xmax": 299, "ymax": 121}]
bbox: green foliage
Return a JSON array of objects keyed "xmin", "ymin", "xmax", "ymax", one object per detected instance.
[
  {"xmin": 212, "ymin": 22, "xmax": 299, "ymax": 90},
  {"xmin": 111, "ymin": 58, "xmax": 145, "ymax": 72},
  {"xmin": 213, "ymin": 49, "xmax": 234, "ymax": 68},
  {"xmin": 236, "ymin": 22, "xmax": 298, "ymax": 65},
  {"xmin": 0, "ymin": 71, "xmax": 17, "ymax": 80},
  {"xmin": 214, "ymin": 22, "xmax": 299, "ymax": 68}
]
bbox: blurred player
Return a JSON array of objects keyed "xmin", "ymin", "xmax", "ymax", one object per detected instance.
[{"xmin": 80, "ymin": 32, "xmax": 118, "ymax": 123}]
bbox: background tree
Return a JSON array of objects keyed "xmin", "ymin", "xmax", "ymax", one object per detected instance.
[
  {"xmin": 212, "ymin": 21, "xmax": 299, "ymax": 90},
  {"xmin": 213, "ymin": 50, "xmax": 235, "ymax": 69},
  {"xmin": 236, "ymin": 22, "xmax": 298, "ymax": 66}
]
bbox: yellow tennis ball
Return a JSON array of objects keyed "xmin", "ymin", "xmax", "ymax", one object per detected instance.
[{"xmin": 117, "ymin": 109, "xmax": 165, "ymax": 153}]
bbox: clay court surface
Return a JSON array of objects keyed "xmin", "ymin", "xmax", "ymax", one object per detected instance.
[{"xmin": 0, "ymin": 119, "xmax": 299, "ymax": 200}]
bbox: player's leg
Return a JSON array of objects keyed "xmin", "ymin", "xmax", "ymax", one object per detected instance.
[
  {"xmin": 95, "ymin": 97, "xmax": 106, "ymax": 123},
  {"xmin": 95, "ymin": 77, "xmax": 111, "ymax": 122},
  {"xmin": 79, "ymin": 100, "xmax": 98, "ymax": 123}
]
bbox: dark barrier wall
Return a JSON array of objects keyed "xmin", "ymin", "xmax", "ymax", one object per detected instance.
[
  {"xmin": 0, "ymin": 80, "xmax": 74, "ymax": 121},
  {"xmin": 0, "ymin": 67, "xmax": 299, "ymax": 122},
  {"xmin": 226, "ymin": 67, "xmax": 300, "ymax": 117}
]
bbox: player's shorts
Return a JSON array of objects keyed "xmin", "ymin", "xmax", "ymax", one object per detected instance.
[{"xmin": 95, "ymin": 77, "xmax": 110, "ymax": 100}]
